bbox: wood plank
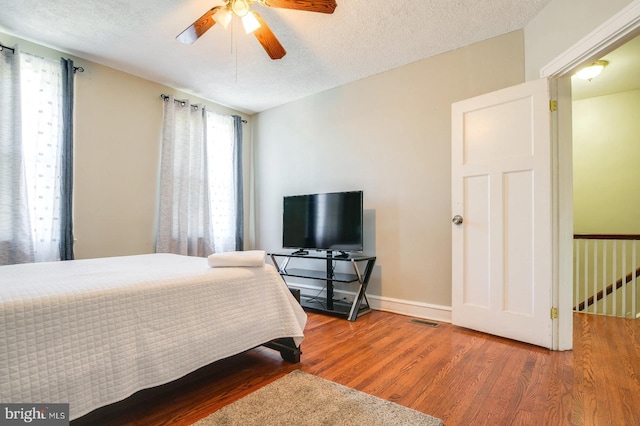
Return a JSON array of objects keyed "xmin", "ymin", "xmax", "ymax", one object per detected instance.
[{"xmin": 71, "ymin": 311, "xmax": 640, "ymax": 425}]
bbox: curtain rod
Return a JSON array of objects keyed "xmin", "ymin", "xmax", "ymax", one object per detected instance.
[
  {"xmin": 160, "ymin": 94, "xmax": 247, "ymax": 123},
  {"xmin": 0, "ymin": 42, "xmax": 84, "ymax": 74},
  {"xmin": 0, "ymin": 42, "xmax": 15, "ymax": 53}
]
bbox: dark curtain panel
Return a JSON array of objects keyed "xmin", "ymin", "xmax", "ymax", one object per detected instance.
[
  {"xmin": 59, "ymin": 58, "xmax": 75, "ymax": 260},
  {"xmin": 233, "ymin": 115, "xmax": 244, "ymax": 251}
]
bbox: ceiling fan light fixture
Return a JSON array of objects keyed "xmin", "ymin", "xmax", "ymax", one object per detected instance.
[
  {"xmin": 178, "ymin": 0, "xmax": 336, "ymax": 58},
  {"xmin": 231, "ymin": 0, "xmax": 251, "ymax": 17},
  {"xmin": 576, "ymin": 60, "xmax": 609, "ymax": 81},
  {"xmin": 242, "ymin": 11, "xmax": 261, "ymax": 34},
  {"xmin": 213, "ymin": 7, "xmax": 233, "ymax": 29}
]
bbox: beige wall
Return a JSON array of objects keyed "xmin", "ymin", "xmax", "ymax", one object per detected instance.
[
  {"xmin": 573, "ymin": 89, "xmax": 640, "ymax": 234},
  {"xmin": 73, "ymin": 63, "xmax": 164, "ymax": 258},
  {"xmin": 1, "ymin": 32, "xmax": 251, "ymax": 259},
  {"xmin": 252, "ymin": 31, "xmax": 525, "ymax": 308},
  {"xmin": 524, "ymin": 0, "xmax": 635, "ymax": 79}
]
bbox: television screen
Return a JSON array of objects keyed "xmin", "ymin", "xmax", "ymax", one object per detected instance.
[{"xmin": 282, "ymin": 191, "xmax": 363, "ymax": 252}]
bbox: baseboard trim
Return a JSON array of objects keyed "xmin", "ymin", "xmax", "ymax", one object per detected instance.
[
  {"xmin": 367, "ymin": 294, "xmax": 452, "ymax": 323},
  {"xmin": 287, "ymin": 283, "xmax": 452, "ymax": 324}
]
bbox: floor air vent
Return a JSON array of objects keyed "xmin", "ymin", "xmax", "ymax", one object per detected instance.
[{"xmin": 410, "ymin": 319, "xmax": 440, "ymax": 327}]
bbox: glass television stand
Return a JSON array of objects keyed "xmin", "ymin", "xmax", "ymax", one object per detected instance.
[{"xmin": 269, "ymin": 251, "xmax": 376, "ymax": 321}]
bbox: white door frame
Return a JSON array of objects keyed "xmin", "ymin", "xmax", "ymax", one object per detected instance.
[{"xmin": 541, "ymin": 0, "xmax": 640, "ymax": 350}]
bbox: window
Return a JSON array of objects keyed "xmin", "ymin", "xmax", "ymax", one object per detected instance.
[
  {"xmin": 0, "ymin": 48, "xmax": 73, "ymax": 265},
  {"xmin": 207, "ymin": 111, "xmax": 237, "ymax": 252},
  {"xmin": 156, "ymin": 98, "xmax": 243, "ymax": 256}
]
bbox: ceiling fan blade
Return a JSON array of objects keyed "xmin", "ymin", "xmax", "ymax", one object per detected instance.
[
  {"xmin": 252, "ymin": 12, "xmax": 286, "ymax": 60},
  {"xmin": 176, "ymin": 6, "xmax": 222, "ymax": 44},
  {"xmin": 262, "ymin": 0, "xmax": 337, "ymax": 14}
]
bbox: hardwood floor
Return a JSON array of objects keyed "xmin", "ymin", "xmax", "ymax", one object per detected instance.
[{"xmin": 72, "ymin": 310, "xmax": 640, "ymax": 426}]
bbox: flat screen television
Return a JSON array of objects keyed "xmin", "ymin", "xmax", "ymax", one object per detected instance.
[{"xmin": 282, "ymin": 190, "xmax": 363, "ymax": 254}]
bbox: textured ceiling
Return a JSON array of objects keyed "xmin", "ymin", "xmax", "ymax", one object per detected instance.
[{"xmin": 0, "ymin": 0, "xmax": 552, "ymax": 114}]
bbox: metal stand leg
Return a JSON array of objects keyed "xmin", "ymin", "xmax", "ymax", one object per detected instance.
[{"xmin": 347, "ymin": 258, "xmax": 375, "ymax": 321}]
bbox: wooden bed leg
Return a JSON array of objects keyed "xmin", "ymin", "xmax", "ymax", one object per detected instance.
[{"xmin": 263, "ymin": 338, "xmax": 301, "ymax": 363}]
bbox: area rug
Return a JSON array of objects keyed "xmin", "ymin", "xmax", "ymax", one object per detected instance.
[{"xmin": 192, "ymin": 370, "xmax": 444, "ymax": 425}]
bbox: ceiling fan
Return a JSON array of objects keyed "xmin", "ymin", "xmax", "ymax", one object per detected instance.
[{"xmin": 177, "ymin": 0, "xmax": 338, "ymax": 60}]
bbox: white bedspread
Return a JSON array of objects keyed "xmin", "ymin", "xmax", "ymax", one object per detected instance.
[{"xmin": 0, "ymin": 254, "xmax": 306, "ymax": 420}]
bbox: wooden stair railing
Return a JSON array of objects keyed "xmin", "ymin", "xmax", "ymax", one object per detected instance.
[
  {"xmin": 575, "ymin": 265, "xmax": 640, "ymax": 311},
  {"xmin": 574, "ymin": 234, "xmax": 640, "ymax": 312}
]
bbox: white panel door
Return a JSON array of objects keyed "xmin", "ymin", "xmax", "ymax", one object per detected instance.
[{"xmin": 451, "ymin": 79, "xmax": 552, "ymax": 348}]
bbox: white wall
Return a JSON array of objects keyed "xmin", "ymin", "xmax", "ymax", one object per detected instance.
[
  {"xmin": 524, "ymin": 0, "xmax": 635, "ymax": 79},
  {"xmin": 252, "ymin": 31, "xmax": 525, "ymax": 313},
  {"xmin": 1, "ymin": 32, "xmax": 251, "ymax": 259}
]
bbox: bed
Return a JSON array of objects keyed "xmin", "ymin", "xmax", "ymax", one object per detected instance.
[{"xmin": 0, "ymin": 253, "xmax": 306, "ymax": 420}]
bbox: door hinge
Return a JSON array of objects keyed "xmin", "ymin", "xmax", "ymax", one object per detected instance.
[
  {"xmin": 551, "ymin": 307, "xmax": 558, "ymax": 319},
  {"xmin": 550, "ymin": 100, "xmax": 558, "ymax": 112}
]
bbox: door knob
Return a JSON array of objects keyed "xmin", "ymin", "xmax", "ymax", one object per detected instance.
[{"xmin": 452, "ymin": 215, "xmax": 463, "ymax": 225}]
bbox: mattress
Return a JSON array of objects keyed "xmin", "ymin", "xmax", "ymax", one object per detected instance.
[{"xmin": 0, "ymin": 253, "xmax": 307, "ymax": 420}]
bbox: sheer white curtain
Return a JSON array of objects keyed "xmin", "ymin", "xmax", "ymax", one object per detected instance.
[
  {"xmin": 156, "ymin": 98, "xmax": 240, "ymax": 256},
  {"xmin": 20, "ymin": 53, "xmax": 65, "ymax": 262},
  {"xmin": 156, "ymin": 97, "xmax": 213, "ymax": 256},
  {"xmin": 0, "ymin": 47, "xmax": 34, "ymax": 265}
]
